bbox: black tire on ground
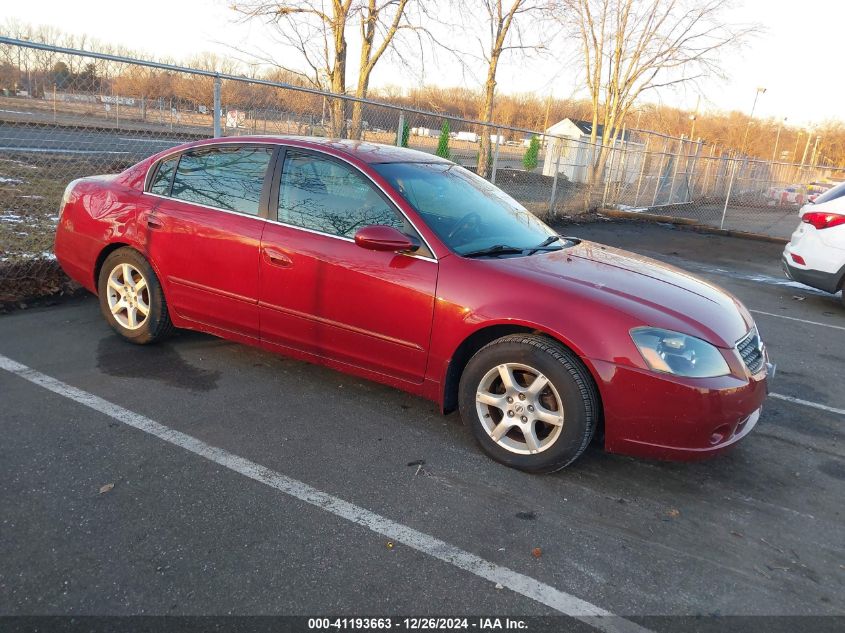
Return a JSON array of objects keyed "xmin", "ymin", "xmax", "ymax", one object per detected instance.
[
  {"xmin": 458, "ymin": 334, "xmax": 600, "ymax": 473},
  {"xmin": 97, "ymin": 247, "xmax": 173, "ymax": 345}
]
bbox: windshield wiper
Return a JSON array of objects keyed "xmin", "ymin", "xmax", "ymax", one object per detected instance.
[
  {"xmin": 525, "ymin": 235, "xmax": 561, "ymax": 255},
  {"xmin": 525, "ymin": 235, "xmax": 581, "ymax": 255},
  {"xmin": 461, "ymin": 244, "xmax": 526, "ymax": 258}
]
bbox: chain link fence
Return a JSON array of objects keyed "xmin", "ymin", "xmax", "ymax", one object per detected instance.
[
  {"xmin": 602, "ymin": 137, "xmax": 845, "ymax": 236},
  {"xmin": 1, "ymin": 37, "xmax": 843, "ymax": 303}
]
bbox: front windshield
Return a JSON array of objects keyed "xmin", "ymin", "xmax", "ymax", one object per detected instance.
[{"xmin": 373, "ymin": 162, "xmax": 560, "ymax": 255}]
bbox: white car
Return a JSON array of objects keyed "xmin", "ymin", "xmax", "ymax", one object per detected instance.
[{"xmin": 783, "ymin": 181, "xmax": 845, "ymax": 306}]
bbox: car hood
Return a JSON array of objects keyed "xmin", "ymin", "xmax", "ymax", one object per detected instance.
[{"xmin": 498, "ymin": 241, "xmax": 753, "ymax": 347}]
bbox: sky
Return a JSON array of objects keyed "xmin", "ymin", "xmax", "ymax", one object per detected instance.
[{"xmin": 4, "ymin": 0, "xmax": 844, "ymax": 128}]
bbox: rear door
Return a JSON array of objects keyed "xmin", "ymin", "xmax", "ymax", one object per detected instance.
[
  {"xmin": 258, "ymin": 149, "xmax": 438, "ymax": 383},
  {"xmin": 143, "ymin": 143, "xmax": 275, "ymax": 338}
]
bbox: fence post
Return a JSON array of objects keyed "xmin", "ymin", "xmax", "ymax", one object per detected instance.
[
  {"xmin": 701, "ymin": 144, "xmax": 715, "ymax": 197},
  {"xmin": 115, "ymin": 95, "xmax": 120, "ymax": 129},
  {"xmin": 633, "ymin": 139, "xmax": 649, "ymax": 207},
  {"xmin": 651, "ymin": 138, "xmax": 670, "ymax": 207},
  {"xmin": 686, "ymin": 139, "xmax": 703, "ymax": 201},
  {"xmin": 396, "ymin": 111, "xmax": 405, "ymax": 147},
  {"xmin": 213, "ymin": 75, "xmax": 222, "ymax": 137},
  {"xmin": 720, "ymin": 153, "xmax": 738, "ymax": 229},
  {"xmin": 548, "ymin": 137, "xmax": 562, "ymax": 217},
  {"xmin": 601, "ymin": 141, "xmax": 617, "ymax": 207},
  {"xmin": 667, "ymin": 135, "xmax": 684, "ymax": 204},
  {"xmin": 491, "ymin": 128, "xmax": 501, "ymax": 184}
]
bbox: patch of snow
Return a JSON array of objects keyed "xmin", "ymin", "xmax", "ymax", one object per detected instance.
[
  {"xmin": 19, "ymin": 195, "xmax": 44, "ymax": 200},
  {"xmin": 613, "ymin": 204, "xmax": 650, "ymax": 212},
  {"xmin": 0, "ymin": 176, "xmax": 24, "ymax": 185},
  {"xmin": 0, "ymin": 158, "xmax": 37, "ymax": 169}
]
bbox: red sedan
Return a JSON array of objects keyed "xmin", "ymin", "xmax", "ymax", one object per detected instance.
[{"xmin": 55, "ymin": 136, "xmax": 771, "ymax": 472}]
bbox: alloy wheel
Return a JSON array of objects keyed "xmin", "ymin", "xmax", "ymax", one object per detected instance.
[
  {"xmin": 475, "ymin": 362, "xmax": 565, "ymax": 455},
  {"xmin": 106, "ymin": 262, "xmax": 150, "ymax": 330}
]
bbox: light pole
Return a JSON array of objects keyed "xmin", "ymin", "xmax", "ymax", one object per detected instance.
[
  {"xmin": 810, "ymin": 136, "xmax": 822, "ymax": 166},
  {"xmin": 722, "ymin": 86, "xmax": 766, "ymax": 230},
  {"xmin": 740, "ymin": 86, "xmax": 766, "ymax": 156},
  {"xmin": 689, "ymin": 94, "xmax": 700, "ymax": 140},
  {"xmin": 792, "ymin": 130, "xmax": 803, "ymax": 163},
  {"xmin": 771, "ymin": 117, "xmax": 787, "ymax": 164}
]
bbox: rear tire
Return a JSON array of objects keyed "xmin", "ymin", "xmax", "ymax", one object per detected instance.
[
  {"xmin": 458, "ymin": 334, "xmax": 599, "ymax": 473},
  {"xmin": 97, "ymin": 247, "xmax": 173, "ymax": 345}
]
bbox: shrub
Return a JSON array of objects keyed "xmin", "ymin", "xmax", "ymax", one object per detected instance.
[
  {"xmin": 436, "ymin": 121, "xmax": 451, "ymax": 159},
  {"xmin": 523, "ymin": 135, "xmax": 540, "ymax": 170}
]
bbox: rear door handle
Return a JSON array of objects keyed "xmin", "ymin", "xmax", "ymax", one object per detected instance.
[{"xmin": 262, "ymin": 247, "xmax": 293, "ymax": 268}]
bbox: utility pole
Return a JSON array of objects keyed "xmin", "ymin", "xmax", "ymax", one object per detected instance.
[{"xmin": 542, "ymin": 92, "xmax": 553, "ymax": 133}]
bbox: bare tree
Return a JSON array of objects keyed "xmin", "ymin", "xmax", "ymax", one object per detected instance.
[
  {"xmin": 349, "ymin": 0, "xmax": 418, "ymax": 139},
  {"xmin": 232, "ymin": 1, "xmax": 421, "ymax": 139},
  {"xmin": 561, "ymin": 0, "xmax": 755, "ymax": 186},
  {"xmin": 472, "ymin": 0, "xmax": 549, "ymax": 177},
  {"xmin": 232, "ymin": 1, "xmax": 354, "ymax": 137}
]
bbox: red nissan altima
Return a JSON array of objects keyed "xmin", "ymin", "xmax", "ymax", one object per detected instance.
[{"xmin": 55, "ymin": 136, "xmax": 772, "ymax": 472}]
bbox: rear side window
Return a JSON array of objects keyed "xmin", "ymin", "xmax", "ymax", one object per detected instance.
[
  {"xmin": 149, "ymin": 156, "xmax": 177, "ymax": 195},
  {"xmin": 170, "ymin": 145, "xmax": 273, "ymax": 215}
]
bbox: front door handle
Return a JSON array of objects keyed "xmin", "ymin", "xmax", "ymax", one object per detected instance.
[{"xmin": 262, "ymin": 247, "xmax": 293, "ymax": 268}]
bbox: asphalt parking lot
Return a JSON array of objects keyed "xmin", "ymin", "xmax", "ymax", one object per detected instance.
[{"xmin": 1, "ymin": 220, "xmax": 843, "ymax": 629}]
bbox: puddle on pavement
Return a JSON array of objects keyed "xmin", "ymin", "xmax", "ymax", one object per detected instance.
[{"xmin": 97, "ymin": 334, "xmax": 220, "ymax": 392}]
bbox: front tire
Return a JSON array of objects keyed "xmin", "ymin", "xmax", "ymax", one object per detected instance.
[
  {"xmin": 458, "ymin": 334, "xmax": 599, "ymax": 473},
  {"xmin": 97, "ymin": 247, "xmax": 173, "ymax": 344}
]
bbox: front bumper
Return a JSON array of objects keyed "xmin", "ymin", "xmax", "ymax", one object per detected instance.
[{"xmin": 591, "ymin": 359, "xmax": 770, "ymax": 461}]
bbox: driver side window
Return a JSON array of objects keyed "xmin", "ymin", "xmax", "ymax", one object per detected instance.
[{"xmin": 278, "ymin": 153, "xmax": 405, "ymax": 239}]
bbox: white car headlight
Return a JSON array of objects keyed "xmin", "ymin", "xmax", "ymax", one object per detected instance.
[{"xmin": 630, "ymin": 327, "xmax": 730, "ymax": 378}]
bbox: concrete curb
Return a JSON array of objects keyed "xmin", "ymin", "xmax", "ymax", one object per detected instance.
[
  {"xmin": 598, "ymin": 209, "xmax": 789, "ymax": 245},
  {"xmin": 0, "ymin": 116, "xmax": 208, "ymax": 141}
]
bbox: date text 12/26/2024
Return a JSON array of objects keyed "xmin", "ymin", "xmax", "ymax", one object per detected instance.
[{"xmin": 308, "ymin": 618, "xmax": 529, "ymax": 630}]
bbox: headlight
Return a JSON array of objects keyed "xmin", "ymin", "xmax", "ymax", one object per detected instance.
[{"xmin": 630, "ymin": 327, "xmax": 730, "ymax": 378}]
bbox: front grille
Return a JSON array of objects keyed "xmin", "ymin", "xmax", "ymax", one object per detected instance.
[{"xmin": 737, "ymin": 328, "xmax": 765, "ymax": 374}]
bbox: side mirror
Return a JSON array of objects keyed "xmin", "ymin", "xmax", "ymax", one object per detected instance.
[{"xmin": 354, "ymin": 225, "xmax": 418, "ymax": 252}]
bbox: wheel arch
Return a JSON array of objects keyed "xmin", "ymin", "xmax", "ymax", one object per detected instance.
[
  {"xmin": 93, "ymin": 242, "xmax": 165, "ymax": 297},
  {"xmin": 93, "ymin": 242, "xmax": 132, "ymax": 293},
  {"xmin": 441, "ymin": 322, "xmax": 604, "ymax": 426}
]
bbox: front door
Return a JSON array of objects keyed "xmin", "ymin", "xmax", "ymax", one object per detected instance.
[{"xmin": 258, "ymin": 150, "xmax": 438, "ymax": 383}]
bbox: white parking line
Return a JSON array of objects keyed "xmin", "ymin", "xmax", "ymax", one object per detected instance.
[
  {"xmin": 769, "ymin": 393, "xmax": 845, "ymax": 416},
  {"xmin": 0, "ymin": 353, "xmax": 648, "ymax": 633},
  {"xmin": 750, "ymin": 309, "xmax": 845, "ymax": 332}
]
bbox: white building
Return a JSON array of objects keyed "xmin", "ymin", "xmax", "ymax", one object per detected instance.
[
  {"xmin": 411, "ymin": 127, "xmax": 435, "ymax": 137},
  {"xmin": 541, "ymin": 119, "xmax": 644, "ymax": 184},
  {"xmin": 455, "ymin": 131, "xmax": 479, "ymax": 143}
]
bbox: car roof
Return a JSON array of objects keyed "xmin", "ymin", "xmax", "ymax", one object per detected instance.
[{"xmin": 194, "ymin": 135, "xmax": 454, "ymax": 165}]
